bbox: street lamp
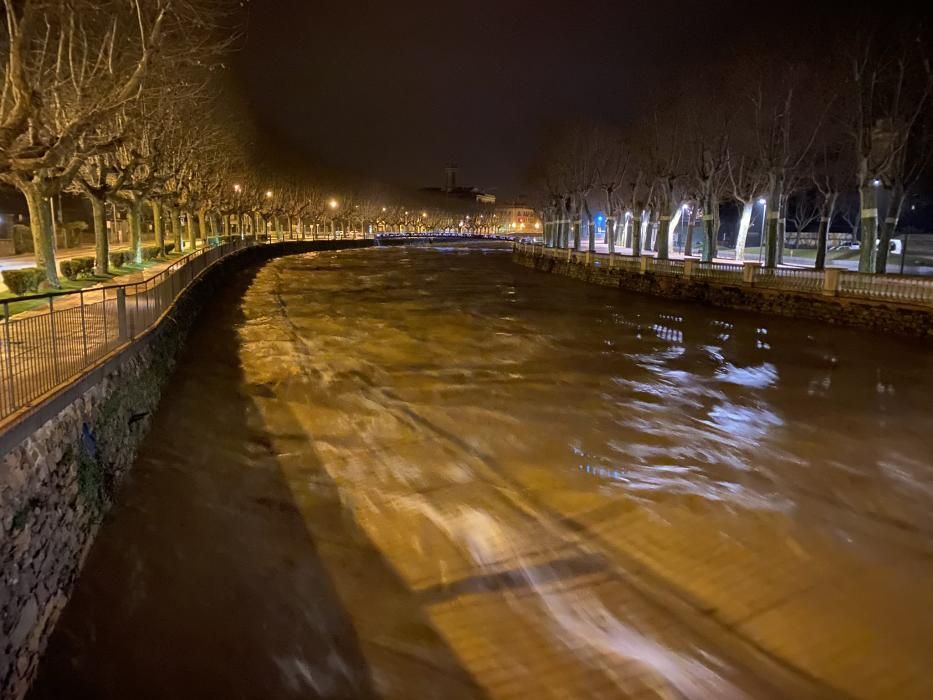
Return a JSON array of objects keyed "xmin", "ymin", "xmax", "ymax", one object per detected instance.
[{"xmin": 233, "ymin": 184, "xmax": 241, "ymax": 193}]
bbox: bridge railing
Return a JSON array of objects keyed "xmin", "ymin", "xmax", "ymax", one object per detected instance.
[
  {"xmin": 514, "ymin": 242, "xmax": 933, "ymax": 309},
  {"xmin": 0, "ymin": 238, "xmax": 258, "ymax": 422}
]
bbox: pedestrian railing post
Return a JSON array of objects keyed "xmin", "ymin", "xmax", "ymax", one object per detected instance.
[
  {"xmin": 639, "ymin": 256, "xmax": 650, "ymax": 275},
  {"xmin": 79, "ymin": 290, "xmax": 89, "ymax": 364},
  {"xmin": 116, "ymin": 288, "xmax": 129, "ymax": 341},
  {"xmin": 133, "ymin": 285, "xmax": 139, "ymax": 336},
  {"xmin": 48, "ymin": 296, "xmax": 60, "ymax": 383},
  {"xmin": 742, "ymin": 262, "xmax": 758, "ymax": 286},
  {"xmin": 683, "ymin": 259, "xmax": 697, "ymax": 279},
  {"xmin": 823, "ymin": 268, "xmax": 842, "ymax": 297},
  {"xmin": 3, "ymin": 302, "xmax": 15, "ymax": 410}
]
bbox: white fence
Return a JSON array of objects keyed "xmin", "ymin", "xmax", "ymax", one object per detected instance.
[{"xmin": 515, "ymin": 243, "xmax": 933, "ymax": 308}]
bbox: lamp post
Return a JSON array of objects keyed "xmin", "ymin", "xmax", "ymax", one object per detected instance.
[
  {"xmin": 232, "ymin": 184, "xmax": 243, "ymax": 238},
  {"xmin": 329, "ymin": 199, "xmax": 338, "ymax": 239}
]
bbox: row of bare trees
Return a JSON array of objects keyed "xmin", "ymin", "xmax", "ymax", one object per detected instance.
[
  {"xmin": 0, "ymin": 0, "xmax": 252, "ymax": 286},
  {"xmin": 535, "ymin": 29, "xmax": 932, "ymax": 273}
]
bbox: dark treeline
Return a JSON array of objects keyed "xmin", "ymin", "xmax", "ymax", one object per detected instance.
[{"xmin": 529, "ymin": 10, "xmax": 932, "ymax": 273}]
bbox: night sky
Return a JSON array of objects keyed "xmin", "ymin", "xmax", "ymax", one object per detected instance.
[{"xmin": 231, "ymin": 0, "xmax": 901, "ymax": 198}]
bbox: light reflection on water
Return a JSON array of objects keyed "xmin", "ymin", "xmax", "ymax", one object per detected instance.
[
  {"xmin": 246, "ymin": 244, "xmax": 933, "ymax": 697},
  {"xmin": 31, "ymin": 243, "xmax": 933, "ymax": 700}
]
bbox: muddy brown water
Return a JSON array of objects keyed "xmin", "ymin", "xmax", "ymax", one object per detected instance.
[{"xmin": 29, "ymin": 242, "xmax": 933, "ymax": 699}]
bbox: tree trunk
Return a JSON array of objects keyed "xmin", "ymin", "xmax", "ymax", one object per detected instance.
[
  {"xmin": 657, "ymin": 205, "xmax": 676, "ymax": 260},
  {"xmin": 198, "ymin": 207, "xmax": 209, "ymax": 246},
  {"xmin": 735, "ymin": 201, "xmax": 753, "ymax": 262},
  {"xmin": 701, "ymin": 195, "xmax": 718, "ymax": 263},
  {"xmin": 186, "ymin": 210, "xmax": 197, "ymax": 251},
  {"xmin": 631, "ymin": 212, "xmax": 642, "ymax": 257},
  {"xmin": 814, "ymin": 192, "xmax": 837, "ymax": 271},
  {"xmin": 572, "ymin": 205, "xmax": 582, "ymax": 250},
  {"xmin": 874, "ymin": 184, "xmax": 904, "ymax": 274},
  {"xmin": 684, "ymin": 215, "xmax": 694, "ymax": 257},
  {"xmin": 22, "ymin": 183, "xmax": 60, "ymax": 288},
  {"xmin": 583, "ymin": 200, "xmax": 596, "ymax": 253},
  {"xmin": 604, "ymin": 190, "xmax": 615, "ymax": 255},
  {"xmin": 222, "ymin": 213, "xmax": 229, "ymax": 238},
  {"xmin": 857, "ymin": 185, "xmax": 878, "ymax": 273},
  {"xmin": 127, "ymin": 200, "xmax": 143, "ymax": 264},
  {"xmin": 775, "ymin": 193, "xmax": 788, "ymax": 266},
  {"xmin": 150, "ymin": 200, "xmax": 164, "ymax": 256},
  {"xmin": 90, "ymin": 197, "xmax": 109, "ymax": 276},
  {"xmin": 764, "ymin": 180, "xmax": 783, "ymax": 269},
  {"xmin": 638, "ymin": 209, "xmax": 651, "ymax": 255},
  {"xmin": 170, "ymin": 206, "xmax": 182, "ymax": 252}
]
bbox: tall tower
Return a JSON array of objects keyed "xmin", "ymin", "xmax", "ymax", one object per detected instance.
[{"xmin": 444, "ymin": 164, "xmax": 459, "ymax": 192}]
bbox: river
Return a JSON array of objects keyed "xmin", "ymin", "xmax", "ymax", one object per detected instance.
[{"xmin": 29, "ymin": 242, "xmax": 933, "ymax": 699}]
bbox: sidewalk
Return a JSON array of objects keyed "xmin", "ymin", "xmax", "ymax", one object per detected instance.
[
  {"xmin": 6, "ymin": 250, "xmax": 194, "ymax": 320},
  {"xmin": 0, "ymin": 239, "xmax": 173, "ymax": 293},
  {"xmin": 0, "ymin": 240, "xmax": 248, "ymax": 421}
]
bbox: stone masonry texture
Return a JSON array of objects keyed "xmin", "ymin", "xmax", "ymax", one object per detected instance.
[
  {"xmin": 513, "ymin": 249, "xmax": 933, "ymax": 339},
  {"xmin": 0, "ymin": 241, "xmax": 371, "ymax": 699}
]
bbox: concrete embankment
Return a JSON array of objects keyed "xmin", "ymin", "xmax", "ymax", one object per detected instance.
[{"xmin": 512, "ymin": 247, "xmax": 933, "ymax": 338}]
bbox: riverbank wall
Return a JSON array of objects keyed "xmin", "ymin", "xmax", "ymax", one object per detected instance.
[
  {"xmin": 512, "ymin": 246, "xmax": 933, "ymax": 338},
  {"xmin": 0, "ymin": 239, "xmax": 372, "ymax": 698}
]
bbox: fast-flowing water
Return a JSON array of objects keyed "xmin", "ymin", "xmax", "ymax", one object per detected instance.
[{"xmin": 30, "ymin": 242, "xmax": 933, "ymax": 699}]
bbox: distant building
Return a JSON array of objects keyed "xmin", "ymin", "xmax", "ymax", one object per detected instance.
[
  {"xmin": 421, "ymin": 165, "xmax": 496, "ymax": 204},
  {"xmin": 496, "ymin": 203, "xmax": 541, "ymax": 236}
]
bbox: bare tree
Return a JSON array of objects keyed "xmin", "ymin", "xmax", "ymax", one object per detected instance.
[{"xmin": 846, "ymin": 27, "xmax": 933, "ymax": 272}]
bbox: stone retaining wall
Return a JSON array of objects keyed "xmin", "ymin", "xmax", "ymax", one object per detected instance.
[
  {"xmin": 0, "ymin": 240, "xmax": 371, "ymax": 698},
  {"xmin": 513, "ymin": 249, "xmax": 933, "ymax": 338}
]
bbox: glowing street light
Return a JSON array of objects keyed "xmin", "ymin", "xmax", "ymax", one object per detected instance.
[
  {"xmin": 329, "ymin": 199, "xmax": 338, "ymax": 209},
  {"xmin": 265, "ymin": 190, "xmax": 273, "ymax": 199},
  {"xmin": 757, "ymin": 197, "xmax": 767, "ymax": 205},
  {"xmin": 233, "ymin": 184, "xmax": 242, "ymax": 193}
]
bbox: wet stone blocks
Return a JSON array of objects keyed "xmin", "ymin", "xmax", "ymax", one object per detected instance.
[{"xmin": 0, "ymin": 356, "xmax": 158, "ymax": 698}]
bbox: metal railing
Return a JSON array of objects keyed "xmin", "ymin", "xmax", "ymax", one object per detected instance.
[
  {"xmin": 514, "ymin": 241, "xmax": 933, "ymax": 310},
  {"xmin": 0, "ymin": 238, "xmax": 258, "ymax": 421}
]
